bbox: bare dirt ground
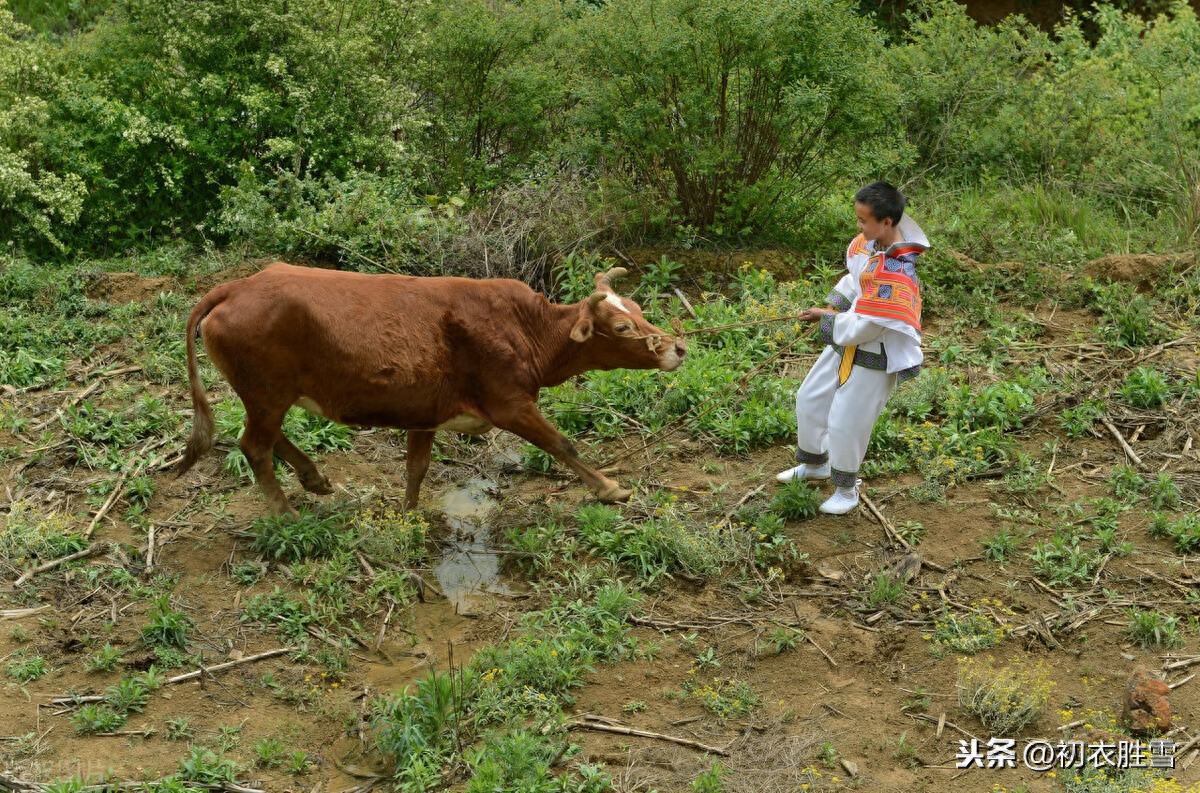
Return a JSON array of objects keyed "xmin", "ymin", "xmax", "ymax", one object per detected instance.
[{"xmin": 3, "ymin": 262, "xmax": 1200, "ymax": 793}]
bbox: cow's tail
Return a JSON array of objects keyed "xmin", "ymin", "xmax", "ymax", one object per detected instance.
[{"xmin": 174, "ymin": 287, "xmax": 227, "ymax": 478}]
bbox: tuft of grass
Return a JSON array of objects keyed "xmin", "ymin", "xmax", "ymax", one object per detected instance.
[
  {"xmin": 1125, "ymin": 608, "xmax": 1184, "ymax": 650},
  {"xmin": 165, "ymin": 716, "xmax": 194, "ymax": 741},
  {"xmin": 139, "ymin": 596, "xmax": 192, "ymax": 649},
  {"xmin": 957, "ymin": 656, "xmax": 1055, "ymax": 736},
  {"xmin": 71, "ymin": 704, "xmax": 126, "ymax": 735},
  {"xmin": 866, "ymin": 571, "xmax": 907, "ymax": 607},
  {"xmin": 177, "ymin": 746, "xmax": 241, "ymax": 785},
  {"xmin": 930, "ymin": 606, "xmax": 1010, "ymax": 655},
  {"xmin": 250, "ymin": 509, "xmax": 344, "ymax": 562},
  {"xmin": 981, "ymin": 528, "xmax": 1018, "ymax": 562},
  {"xmin": 690, "ymin": 761, "xmax": 726, "ymax": 793},
  {"xmin": 85, "ymin": 642, "xmax": 124, "ymax": 673},
  {"xmin": 1119, "ymin": 366, "xmax": 1171, "ymax": 408},
  {"xmin": 768, "ymin": 479, "xmax": 820, "ymax": 520},
  {"xmin": 253, "ymin": 737, "xmax": 287, "ymax": 769},
  {"xmin": 6, "ymin": 653, "xmax": 48, "ymax": 682}
]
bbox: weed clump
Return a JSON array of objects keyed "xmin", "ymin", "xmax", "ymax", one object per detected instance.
[
  {"xmin": 1125, "ymin": 608, "xmax": 1184, "ymax": 650},
  {"xmin": 0, "ymin": 502, "xmax": 87, "ymax": 567},
  {"xmin": 931, "ymin": 604, "xmax": 1012, "ymax": 655},
  {"xmin": 957, "ymin": 656, "xmax": 1055, "ymax": 736},
  {"xmin": 249, "ymin": 510, "xmax": 343, "ymax": 562},
  {"xmin": 769, "ymin": 479, "xmax": 820, "ymax": 520},
  {"xmin": 351, "ymin": 502, "xmax": 429, "ymax": 567}
]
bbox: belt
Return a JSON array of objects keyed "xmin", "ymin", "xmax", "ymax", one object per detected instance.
[{"xmin": 832, "ymin": 343, "xmax": 888, "ymax": 385}]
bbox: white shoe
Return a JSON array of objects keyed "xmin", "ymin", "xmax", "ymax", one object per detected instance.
[
  {"xmin": 776, "ymin": 463, "xmax": 831, "ymax": 483},
  {"xmin": 819, "ymin": 484, "xmax": 861, "ymax": 515}
]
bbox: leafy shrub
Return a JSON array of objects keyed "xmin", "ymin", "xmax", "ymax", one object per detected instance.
[
  {"xmin": 1092, "ymin": 283, "xmax": 1171, "ymax": 349},
  {"xmin": 139, "ymin": 596, "xmax": 192, "ymax": 649},
  {"xmin": 350, "ymin": 502, "xmax": 429, "ymax": 567},
  {"xmin": 1028, "ymin": 530, "xmax": 1100, "ymax": 586},
  {"xmin": 249, "ymin": 510, "xmax": 343, "ymax": 562},
  {"xmin": 931, "ymin": 607, "xmax": 1010, "ymax": 655},
  {"xmin": 769, "ymin": 480, "xmax": 821, "ymax": 520},
  {"xmin": 957, "ymin": 656, "xmax": 1055, "ymax": 736},
  {"xmin": 0, "ymin": 501, "xmax": 87, "ymax": 562},
  {"xmin": 571, "ymin": 0, "xmax": 897, "ymax": 235},
  {"xmin": 1125, "ymin": 608, "xmax": 1184, "ymax": 649},
  {"xmin": 1119, "ymin": 366, "xmax": 1171, "ymax": 408}
]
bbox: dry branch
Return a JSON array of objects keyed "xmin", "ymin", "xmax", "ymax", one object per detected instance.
[
  {"xmin": 163, "ymin": 648, "xmax": 293, "ymax": 686},
  {"xmin": 1102, "ymin": 417, "xmax": 1144, "ymax": 468},
  {"xmin": 14, "ymin": 543, "xmax": 107, "ymax": 587},
  {"xmin": 806, "ymin": 633, "xmax": 837, "ymax": 667},
  {"xmin": 566, "ymin": 719, "xmax": 729, "ymax": 755}
]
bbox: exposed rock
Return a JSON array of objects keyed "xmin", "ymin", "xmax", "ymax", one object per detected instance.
[{"xmin": 1124, "ymin": 667, "xmax": 1172, "ymax": 736}]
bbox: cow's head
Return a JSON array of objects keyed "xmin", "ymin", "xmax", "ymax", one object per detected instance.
[{"xmin": 570, "ymin": 267, "xmax": 687, "ymax": 371}]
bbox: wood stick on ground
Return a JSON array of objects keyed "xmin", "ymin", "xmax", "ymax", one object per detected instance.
[
  {"xmin": 673, "ymin": 288, "xmax": 698, "ymax": 319},
  {"xmin": 1175, "ymin": 733, "xmax": 1200, "ymax": 758},
  {"xmin": 566, "ymin": 720, "xmax": 729, "ymax": 756},
  {"xmin": 1170, "ymin": 674, "xmax": 1195, "ymax": 690},
  {"xmin": 1102, "ymin": 417, "xmax": 1144, "ymax": 468},
  {"xmin": 1132, "ymin": 565, "xmax": 1192, "ymax": 595},
  {"xmin": 908, "ymin": 712, "xmax": 979, "ymax": 742},
  {"xmin": 374, "ymin": 598, "xmax": 396, "ymax": 651},
  {"xmin": 85, "ymin": 479, "xmax": 126, "ymax": 540},
  {"xmin": 806, "ymin": 633, "xmax": 837, "ymax": 667},
  {"xmin": 145, "ymin": 524, "xmax": 156, "ymax": 573},
  {"xmin": 722, "ymin": 483, "xmax": 766, "ymax": 527},
  {"xmin": 162, "ymin": 647, "xmax": 293, "ymax": 686},
  {"xmin": 860, "ymin": 492, "xmax": 910, "ymax": 550},
  {"xmin": 1164, "ymin": 656, "xmax": 1200, "ymax": 672},
  {"xmin": 0, "ymin": 772, "xmax": 41, "ymax": 791},
  {"xmin": 860, "ymin": 493, "xmax": 949, "ymax": 574},
  {"xmin": 14, "ymin": 543, "xmax": 107, "ymax": 587},
  {"xmin": 1, "ymin": 605, "xmax": 52, "ymax": 621}
]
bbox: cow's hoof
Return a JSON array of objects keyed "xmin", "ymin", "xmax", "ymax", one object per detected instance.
[
  {"xmin": 301, "ymin": 474, "xmax": 334, "ymax": 495},
  {"xmin": 598, "ymin": 485, "xmax": 633, "ymax": 503}
]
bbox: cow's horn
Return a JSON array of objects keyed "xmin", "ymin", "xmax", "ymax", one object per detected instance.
[
  {"xmin": 600, "ymin": 267, "xmax": 628, "ymax": 288},
  {"xmin": 588, "ymin": 291, "xmax": 607, "ymax": 308}
]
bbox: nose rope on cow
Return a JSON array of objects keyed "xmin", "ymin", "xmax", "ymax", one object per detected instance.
[
  {"xmin": 600, "ymin": 321, "xmax": 820, "ymax": 468},
  {"xmin": 597, "ymin": 314, "xmax": 806, "ymax": 352}
]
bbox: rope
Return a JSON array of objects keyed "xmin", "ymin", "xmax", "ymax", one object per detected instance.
[
  {"xmin": 679, "ymin": 314, "xmax": 806, "ymax": 336},
  {"xmin": 603, "ymin": 323, "xmax": 819, "ymax": 467}
]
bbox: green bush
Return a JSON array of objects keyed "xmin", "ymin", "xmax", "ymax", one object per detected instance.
[
  {"xmin": 6, "ymin": 0, "xmax": 424, "ymax": 255},
  {"xmin": 571, "ymin": 0, "xmax": 898, "ymax": 235}
]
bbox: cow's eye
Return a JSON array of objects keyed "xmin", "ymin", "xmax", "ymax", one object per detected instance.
[{"xmin": 614, "ymin": 324, "xmax": 632, "ymax": 334}]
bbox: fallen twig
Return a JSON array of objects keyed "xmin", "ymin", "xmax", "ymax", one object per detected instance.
[
  {"xmin": 907, "ymin": 711, "xmax": 979, "ymax": 742},
  {"xmin": 163, "ymin": 648, "xmax": 293, "ymax": 686},
  {"xmin": 1102, "ymin": 417, "xmax": 1144, "ymax": 468},
  {"xmin": 374, "ymin": 598, "xmax": 396, "ymax": 651},
  {"xmin": 14, "ymin": 543, "xmax": 107, "ymax": 587},
  {"xmin": 1, "ymin": 605, "xmax": 52, "ymax": 621},
  {"xmin": 806, "ymin": 633, "xmax": 837, "ymax": 668},
  {"xmin": 566, "ymin": 719, "xmax": 728, "ymax": 756},
  {"xmin": 721, "ymin": 484, "xmax": 766, "ymax": 527}
]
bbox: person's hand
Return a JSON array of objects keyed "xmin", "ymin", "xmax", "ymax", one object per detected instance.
[{"xmin": 796, "ymin": 307, "xmax": 825, "ymax": 323}]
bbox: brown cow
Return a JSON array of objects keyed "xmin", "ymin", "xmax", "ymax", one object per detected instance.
[{"xmin": 174, "ymin": 263, "xmax": 685, "ymax": 516}]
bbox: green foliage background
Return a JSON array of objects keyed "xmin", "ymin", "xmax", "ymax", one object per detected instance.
[{"xmin": 1, "ymin": 0, "xmax": 1199, "ymax": 263}]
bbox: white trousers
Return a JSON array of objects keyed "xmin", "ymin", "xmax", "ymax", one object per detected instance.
[{"xmin": 794, "ymin": 346, "xmax": 896, "ymax": 488}]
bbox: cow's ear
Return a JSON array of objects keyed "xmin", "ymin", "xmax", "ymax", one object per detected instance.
[
  {"xmin": 572, "ymin": 292, "xmax": 606, "ymax": 342},
  {"xmin": 570, "ymin": 315, "xmax": 594, "ymax": 342}
]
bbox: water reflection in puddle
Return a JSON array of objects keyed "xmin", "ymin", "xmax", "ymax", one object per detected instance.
[{"xmin": 434, "ymin": 476, "xmax": 512, "ymax": 609}]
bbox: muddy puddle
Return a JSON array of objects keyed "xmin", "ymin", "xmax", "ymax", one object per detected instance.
[{"xmin": 434, "ymin": 476, "xmax": 519, "ymax": 611}]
